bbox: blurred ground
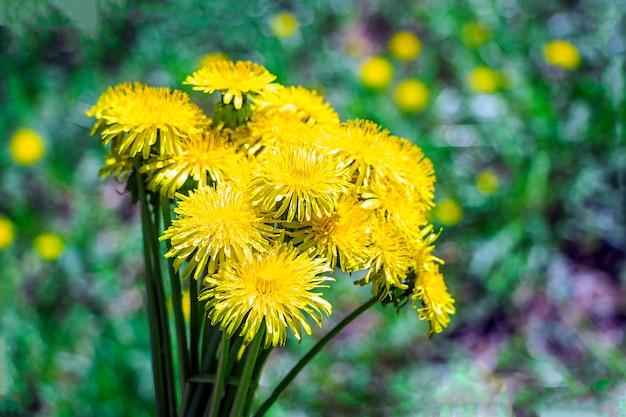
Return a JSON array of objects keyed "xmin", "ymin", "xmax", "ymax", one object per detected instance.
[{"xmin": 1, "ymin": 1, "xmax": 625, "ymax": 416}]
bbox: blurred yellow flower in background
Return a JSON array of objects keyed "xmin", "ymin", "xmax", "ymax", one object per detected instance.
[
  {"xmin": 34, "ymin": 233, "xmax": 65, "ymax": 260},
  {"xmin": 388, "ymin": 31, "xmax": 422, "ymax": 61},
  {"xmin": 394, "ymin": 79, "xmax": 430, "ymax": 112},
  {"xmin": 360, "ymin": 56, "xmax": 393, "ymax": 89},
  {"xmin": 434, "ymin": 198, "xmax": 463, "ymax": 226},
  {"xmin": 9, "ymin": 129, "xmax": 46, "ymax": 165},
  {"xmin": 543, "ymin": 40, "xmax": 581, "ymax": 69},
  {"xmin": 198, "ymin": 52, "xmax": 230, "ymax": 69},
  {"xmin": 476, "ymin": 170, "xmax": 499, "ymax": 195},
  {"xmin": 270, "ymin": 12, "xmax": 299, "ymax": 38},
  {"xmin": 461, "ymin": 22, "xmax": 492, "ymax": 48},
  {"xmin": 0, "ymin": 217, "xmax": 15, "ymax": 250},
  {"xmin": 467, "ymin": 66, "xmax": 500, "ymax": 93}
]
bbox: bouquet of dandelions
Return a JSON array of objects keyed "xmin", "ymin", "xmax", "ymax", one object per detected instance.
[{"xmin": 86, "ymin": 60, "xmax": 455, "ymax": 417}]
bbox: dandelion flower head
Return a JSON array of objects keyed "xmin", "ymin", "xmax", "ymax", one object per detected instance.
[
  {"xmin": 245, "ymin": 110, "xmax": 335, "ymax": 155},
  {"xmin": 270, "ymin": 12, "xmax": 299, "ymax": 38},
  {"xmin": 86, "ymin": 82, "xmax": 208, "ymax": 159},
  {"xmin": 362, "ymin": 176, "xmax": 430, "ymax": 239},
  {"xmin": 360, "ymin": 56, "xmax": 393, "ymax": 89},
  {"xmin": 141, "ymin": 128, "xmax": 244, "ymax": 198},
  {"xmin": 161, "ymin": 184, "xmax": 277, "ymax": 279},
  {"xmin": 476, "ymin": 169, "xmax": 499, "ymax": 195},
  {"xmin": 184, "ymin": 60, "xmax": 277, "ymax": 109},
  {"xmin": 200, "ymin": 241, "xmax": 333, "ymax": 348},
  {"xmin": 289, "ymin": 194, "xmax": 372, "ymax": 272},
  {"xmin": 10, "ymin": 129, "xmax": 46, "ymax": 165},
  {"xmin": 412, "ymin": 263, "xmax": 456, "ymax": 337},
  {"xmin": 249, "ymin": 144, "xmax": 351, "ymax": 222},
  {"xmin": 359, "ymin": 214, "xmax": 414, "ymax": 298},
  {"xmin": 388, "ymin": 31, "xmax": 422, "ymax": 61},
  {"xmin": 467, "ymin": 67, "xmax": 500, "ymax": 93},
  {"xmin": 543, "ymin": 39, "xmax": 581, "ymax": 70},
  {"xmin": 99, "ymin": 147, "xmax": 135, "ymax": 180},
  {"xmin": 255, "ymin": 85, "xmax": 340, "ymax": 128},
  {"xmin": 34, "ymin": 233, "xmax": 65, "ymax": 261},
  {"xmin": 462, "ymin": 22, "xmax": 492, "ymax": 48},
  {"xmin": 434, "ymin": 198, "xmax": 463, "ymax": 226},
  {"xmin": 336, "ymin": 119, "xmax": 403, "ymax": 187},
  {"xmin": 394, "ymin": 78, "xmax": 430, "ymax": 113},
  {"xmin": 0, "ymin": 217, "xmax": 15, "ymax": 250}
]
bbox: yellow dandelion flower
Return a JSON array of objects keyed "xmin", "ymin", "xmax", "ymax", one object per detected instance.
[
  {"xmin": 86, "ymin": 82, "xmax": 208, "ymax": 159},
  {"xmin": 412, "ymin": 263, "xmax": 455, "ymax": 337},
  {"xmin": 246, "ymin": 110, "xmax": 334, "ymax": 155},
  {"xmin": 467, "ymin": 67, "xmax": 500, "ymax": 93},
  {"xmin": 388, "ymin": 31, "xmax": 422, "ymax": 61},
  {"xmin": 9, "ymin": 129, "xmax": 45, "ymax": 165},
  {"xmin": 161, "ymin": 184, "xmax": 277, "ymax": 280},
  {"xmin": 409, "ymin": 224, "xmax": 443, "ymax": 269},
  {"xmin": 359, "ymin": 214, "xmax": 413, "ymax": 298},
  {"xmin": 198, "ymin": 52, "xmax": 230, "ymax": 69},
  {"xmin": 476, "ymin": 170, "xmax": 499, "ymax": 195},
  {"xmin": 289, "ymin": 194, "xmax": 372, "ymax": 272},
  {"xmin": 140, "ymin": 128, "xmax": 245, "ymax": 198},
  {"xmin": 543, "ymin": 39, "xmax": 581, "ymax": 70},
  {"xmin": 394, "ymin": 78, "xmax": 430, "ymax": 113},
  {"xmin": 434, "ymin": 198, "xmax": 463, "ymax": 226},
  {"xmin": 98, "ymin": 146, "xmax": 134, "ymax": 180},
  {"xmin": 255, "ymin": 85, "xmax": 340, "ymax": 128},
  {"xmin": 0, "ymin": 217, "xmax": 15, "ymax": 250},
  {"xmin": 461, "ymin": 22, "xmax": 492, "ymax": 48},
  {"xmin": 360, "ymin": 56, "xmax": 393, "ymax": 90},
  {"xmin": 336, "ymin": 119, "xmax": 405, "ymax": 187},
  {"xmin": 390, "ymin": 137, "xmax": 436, "ymax": 207},
  {"xmin": 270, "ymin": 12, "xmax": 299, "ymax": 38},
  {"xmin": 33, "ymin": 233, "xmax": 65, "ymax": 260},
  {"xmin": 362, "ymin": 177, "xmax": 430, "ymax": 238},
  {"xmin": 249, "ymin": 144, "xmax": 351, "ymax": 222},
  {"xmin": 199, "ymin": 242, "xmax": 333, "ymax": 348},
  {"xmin": 184, "ymin": 60, "xmax": 277, "ymax": 109}
]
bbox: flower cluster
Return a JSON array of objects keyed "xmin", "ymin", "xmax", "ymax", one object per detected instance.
[{"xmin": 87, "ymin": 59, "xmax": 454, "ymax": 348}]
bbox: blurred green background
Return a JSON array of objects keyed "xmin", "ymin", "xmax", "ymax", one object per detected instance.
[{"xmin": 1, "ymin": 1, "xmax": 625, "ymax": 416}]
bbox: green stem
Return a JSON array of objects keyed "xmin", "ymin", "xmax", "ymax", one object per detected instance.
[
  {"xmin": 136, "ymin": 166, "xmax": 167, "ymax": 417},
  {"xmin": 207, "ymin": 334, "xmax": 230, "ymax": 417},
  {"xmin": 229, "ymin": 332, "xmax": 264, "ymax": 417},
  {"xmin": 150, "ymin": 189, "xmax": 178, "ymax": 415},
  {"xmin": 190, "ymin": 275, "xmax": 201, "ymax": 374},
  {"xmin": 161, "ymin": 195, "xmax": 190, "ymax": 398},
  {"xmin": 135, "ymin": 160, "xmax": 177, "ymax": 416},
  {"xmin": 253, "ymin": 296, "xmax": 379, "ymax": 417}
]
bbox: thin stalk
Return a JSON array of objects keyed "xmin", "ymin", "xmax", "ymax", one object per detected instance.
[
  {"xmin": 136, "ymin": 165, "xmax": 167, "ymax": 417},
  {"xmin": 243, "ymin": 347, "xmax": 274, "ymax": 417},
  {"xmin": 148, "ymin": 189, "xmax": 177, "ymax": 415},
  {"xmin": 135, "ymin": 160, "xmax": 177, "ymax": 416},
  {"xmin": 190, "ymin": 274, "xmax": 201, "ymax": 374},
  {"xmin": 253, "ymin": 296, "xmax": 379, "ymax": 417},
  {"xmin": 229, "ymin": 332, "xmax": 263, "ymax": 417},
  {"xmin": 161, "ymin": 195, "xmax": 190, "ymax": 397},
  {"xmin": 207, "ymin": 334, "xmax": 230, "ymax": 417}
]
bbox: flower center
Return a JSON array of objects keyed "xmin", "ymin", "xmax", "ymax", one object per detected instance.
[{"xmin": 255, "ymin": 271, "xmax": 279, "ymax": 295}]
